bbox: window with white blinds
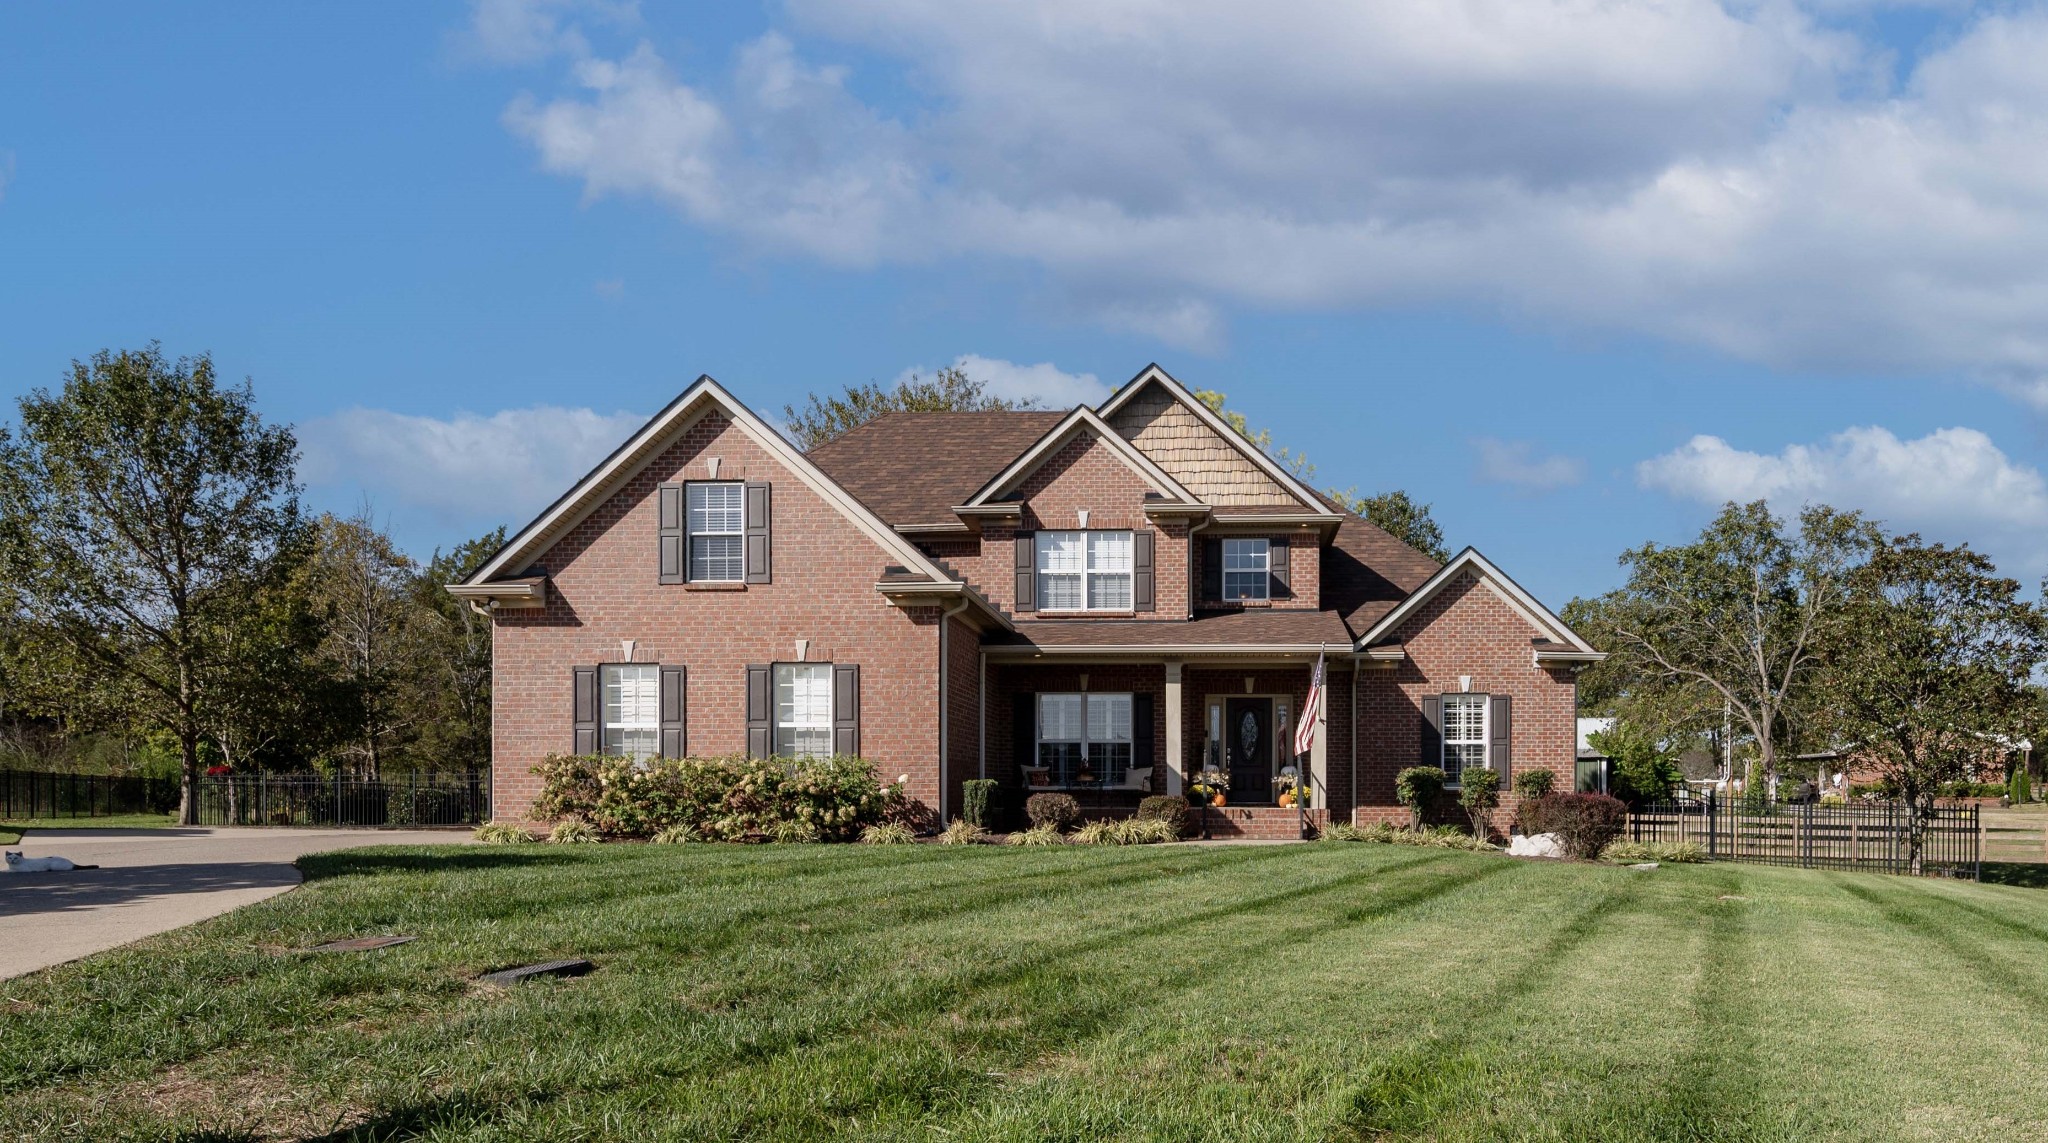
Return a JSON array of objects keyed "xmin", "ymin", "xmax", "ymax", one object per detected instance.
[
  {"xmin": 1441, "ymin": 693, "xmax": 1488, "ymax": 789},
  {"xmin": 1036, "ymin": 531, "xmax": 1134, "ymax": 611},
  {"xmin": 602, "ymin": 663, "xmax": 660, "ymax": 760},
  {"xmin": 774, "ymin": 663, "xmax": 833, "ymax": 758},
  {"xmin": 687, "ymin": 482, "xmax": 745, "ymax": 582},
  {"xmin": 1037, "ymin": 692, "xmax": 1133, "ymax": 784}
]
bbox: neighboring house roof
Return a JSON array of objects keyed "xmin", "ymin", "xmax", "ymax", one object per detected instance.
[
  {"xmin": 987, "ymin": 609, "xmax": 1355, "ymax": 654},
  {"xmin": 808, "ymin": 410, "xmax": 1065, "ymax": 528},
  {"xmin": 1354, "ymin": 547, "xmax": 1603, "ymax": 660},
  {"xmin": 459, "ymin": 378, "xmax": 1005, "ymax": 626}
]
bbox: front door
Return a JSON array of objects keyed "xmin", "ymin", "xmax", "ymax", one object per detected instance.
[{"xmin": 1226, "ymin": 697, "xmax": 1273, "ymax": 804}]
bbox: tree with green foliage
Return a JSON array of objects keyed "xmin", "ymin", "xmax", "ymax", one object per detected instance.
[
  {"xmin": 1584, "ymin": 500, "xmax": 1878, "ymax": 787},
  {"xmin": 307, "ymin": 505, "xmax": 427, "ymax": 779},
  {"xmin": 409, "ymin": 526, "xmax": 505, "ymax": 775},
  {"xmin": 1589, "ymin": 720, "xmax": 1684, "ymax": 806},
  {"xmin": 0, "ymin": 346, "xmax": 307, "ymax": 822},
  {"xmin": 782, "ymin": 366, "xmax": 1037, "ymax": 450},
  {"xmin": 1817, "ymin": 534, "xmax": 2048, "ymax": 873},
  {"xmin": 1192, "ymin": 389, "xmax": 1451, "ymax": 562},
  {"xmin": 2010, "ymin": 766, "xmax": 2032, "ymax": 806},
  {"xmin": 1458, "ymin": 766, "xmax": 1500, "ymax": 839}
]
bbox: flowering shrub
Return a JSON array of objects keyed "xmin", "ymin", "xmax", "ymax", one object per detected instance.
[{"xmin": 530, "ymin": 753, "xmax": 914, "ymax": 842}]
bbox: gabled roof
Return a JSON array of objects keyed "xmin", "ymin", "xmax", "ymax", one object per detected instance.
[
  {"xmin": 1096, "ymin": 364, "xmax": 1336, "ymax": 517},
  {"xmin": 1354, "ymin": 547, "xmax": 1602, "ymax": 659},
  {"xmin": 809, "ymin": 410, "xmax": 1065, "ymax": 528},
  {"xmin": 959, "ymin": 406, "xmax": 1199, "ymax": 507},
  {"xmin": 460, "ymin": 376, "xmax": 969, "ymax": 593}
]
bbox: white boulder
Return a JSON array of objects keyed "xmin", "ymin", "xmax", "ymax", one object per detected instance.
[{"xmin": 1508, "ymin": 832, "xmax": 1567, "ymax": 859}]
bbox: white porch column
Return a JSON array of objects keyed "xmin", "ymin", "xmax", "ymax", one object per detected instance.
[
  {"xmin": 1165, "ymin": 660, "xmax": 1184, "ymax": 796},
  {"xmin": 1310, "ymin": 668, "xmax": 1329, "ymax": 804}
]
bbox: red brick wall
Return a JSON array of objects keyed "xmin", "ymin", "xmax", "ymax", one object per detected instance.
[
  {"xmin": 943, "ymin": 613, "xmax": 982, "ymax": 817},
  {"xmin": 1352, "ymin": 571, "xmax": 1577, "ymax": 828},
  {"xmin": 928, "ymin": 432, "xmax": 1191, "ymax": 620},
  {"xmin": 489, "ymin": 409, "xmax": 943, "ymax": 822},
  {"xmin": 1193, "ymin": 532, "xmax": 1322, "ymax": 611}
]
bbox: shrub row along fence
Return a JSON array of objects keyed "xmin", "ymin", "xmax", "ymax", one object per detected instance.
[
  {"xmin": 194, "ymin": 772, "xmax": 490, "ymax": 828},
  {"xmin": 1, "ymin": 769, "xmax": 181, "ymax": 820},
  {"xmin": 1627, "ymin": 792, "xmax": 1979, "ymax": 879}
]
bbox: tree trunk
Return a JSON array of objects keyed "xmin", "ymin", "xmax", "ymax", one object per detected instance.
[{"xmin": 178, "ymin": 727, "xmax": 200, "ymax": 827}]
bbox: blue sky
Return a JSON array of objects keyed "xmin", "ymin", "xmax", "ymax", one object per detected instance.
[{"xmin": 6, "ymin": 1, "xmax": 2048, "ymax": 607}]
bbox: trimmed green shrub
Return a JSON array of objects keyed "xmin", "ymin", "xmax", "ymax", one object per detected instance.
[
  {"xmin": 1512, "ymin": 770, "xmax": 1555, "ymax": 799},
  {"xmin": 1006, "ymin": 824, "xmax": 1066, "ymax": 846},
  {"xmin": 530, "ymin": 752, "xmax": 912, "ymax": 842},
  {"xmin": 1395, "ymin": 766, "xmax": 1446, "ymax": 830},
  {"xmin": 1026, "ymin": 792, "xmax": 1082, "ymax": 832},
  {"xmin": 1518, "ymin": 793, "xmax": 1628, "ymax": 859},
  {"xmin": 2013, "ymin": 768, "xmax": 2034, "ymax": 806},
  {"xmin": 547, "ymin": 819, "xmax": 600, "ymax": 844},
  {"xmin": 1136, "ymin": 794, "xmax": 1192, "ymax": 838},
  {"xmin": 859, "ymin": 822, "xmax": 917, "ymax": 845},
  {"xmin": 473, "ymin": 821, "xmax": 533, "ymax": 845},
  {"xmin": 961, "ymin": 778, "xmax": 998, "ymax": 828},
  {"xmin": 1459, "ymin": 768, "xmax": 1501, "ymax": 839},
  {"xmin": 651, "ymin": 824, "xmax": 699, "ymax": 844},
  {"xmin": 1601, "ymin": 840, "xmax": 1706, "ymax": 864},
  {"xmin": 938, "ymin": 819, "xmax": 989, "ymax": 845}
]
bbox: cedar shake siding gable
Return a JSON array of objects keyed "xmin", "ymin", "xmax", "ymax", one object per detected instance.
[{"xmin": 1098, "ymin": 367, "xmax": 1327, "ymax": 512}]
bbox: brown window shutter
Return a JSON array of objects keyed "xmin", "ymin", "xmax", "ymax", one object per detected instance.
[
  {"xmin": 1013, "ymin": 532, "xmax": 1037, "ymax": 613},
  {"xmin": 660, "ymin": 666, "xmax": 687, "ymax": 759},
  {"xmin": 1269, "ymin": 537, "xmax": 1291, "ymax": 599},
  {"xmin": 1133, "ymin": 530, "xmax": 1155, "ymax": 612},
  {"xmin": 743, "ymin": 482, "xmax": 772, "ymax": 584},
  {"xmin": 1201, "ymin": 537, "xmax": 1222, "ymax": 603},
  {"xmin": 1420, "ymin": 694, "xmax": 1442, "ymax": 768},
  {"xmin": 572, "ymin": 666, "xmax": 599, "ymax": 755},
  {"xmin": 745, "ymin": 664, "xmax": 772, "ymax": 759},
  {"xmin": 1013, "ymin": 692, "xmax": 1036, "ymax": 777},
  {"xmin": 658, "ymin": 484, "xmax": 684, "ymax": 584},
  {"xmin": 832, "ymin": 663, "xmax": 860, "ymax": 757},
  {"xmin": 1489, "ymin": 694, "xmax": 1512, "ymax": 788},
  {"xmin": 1133, "ymin": 692, "xmax": 1156, "ymax": 775}
]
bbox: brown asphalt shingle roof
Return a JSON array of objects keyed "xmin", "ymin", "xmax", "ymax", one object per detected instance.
[
  {"xmin": 989, "ymin": 609, "xmax": 1355, "ymax": 649},
  {"xmin": 808, "ymin": 410, "xmax": 1067, "ymax": 527},
  {"xmin": 1311, "ymin": 491, "xmax": 1442, "ymax": 639}
]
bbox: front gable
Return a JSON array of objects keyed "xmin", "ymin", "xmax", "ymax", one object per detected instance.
[{"xmin": 1099, "ymin": 368, "xmax": 1320, "ymax": 511}]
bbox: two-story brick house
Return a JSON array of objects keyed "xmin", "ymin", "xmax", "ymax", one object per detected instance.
[{"xmin": 453, "ymin": 364, "xmax": 1603, "ymax": 837}]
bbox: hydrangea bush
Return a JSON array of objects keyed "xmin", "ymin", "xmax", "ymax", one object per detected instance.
[{"xmin": 531, "ymin": 753, "xmax": 916, "ymax": 842}]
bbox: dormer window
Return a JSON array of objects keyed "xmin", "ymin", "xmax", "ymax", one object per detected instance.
[
  {"xmin": 1037, "ymin": 530, "xmax": 1133, "ymax": 611},
  {"xmin": 687, "ymin": 483, "xmax": 745, "ymax": 582},
  {"xmin": 1222, "ymin": 539, "xmax": 1271, "ymax": 602}
]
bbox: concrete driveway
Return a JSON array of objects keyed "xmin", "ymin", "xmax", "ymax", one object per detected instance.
[{"xmin": 0, "ymin": 827, "xmax": 469, "ymax": 979}]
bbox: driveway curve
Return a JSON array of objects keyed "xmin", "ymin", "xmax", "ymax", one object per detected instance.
[{"xmin": 0, "ymin": 827, "xmax": 468, "ymax": 979}]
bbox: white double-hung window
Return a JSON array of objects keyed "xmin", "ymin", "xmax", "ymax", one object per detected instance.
[
  {"xmin": 1036, "ymin": 692, "xmax": 1134, "ymax": 785},
  {"xmin": 1222, "ymin": 538, "xmax": 1270, "ymax": 601},
  {"xmin": 774, "ymin": 663, "xmax": 833, "ymax": 758},
  {"xmin": 1037, "ymin": 530, "xmax": 1133, "ymax": 611},
  {"xmin": 1441, "ymin": 694, "xmax": 1488, "ymax": 789},
  {"xmin": 602, "ymin": 663, "xmax": 660, "ymax": 760},
  {"xmin": 687, "ymin": 483, "xmax": 745, "ymax": 582}
]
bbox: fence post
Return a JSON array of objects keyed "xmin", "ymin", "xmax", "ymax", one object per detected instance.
[
  {"xmin": 334, "ymin": 770, "xmax": 342, "ymax": 828},
  {"xmin": 1802, "ymin": 801, "xmax": 1812, "ymax": 868}
]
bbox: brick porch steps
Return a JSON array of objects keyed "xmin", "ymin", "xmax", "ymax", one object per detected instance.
[{"xmin": 1195, "ymin": 804, "xmax": 1326, "ymax": 840}]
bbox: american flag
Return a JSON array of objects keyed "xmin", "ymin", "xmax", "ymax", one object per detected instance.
[{"xmin": 1294, "ymin": 647, "xmax": 1324, "ymax": 758}]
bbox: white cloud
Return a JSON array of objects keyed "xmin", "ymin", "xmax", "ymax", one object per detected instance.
[
  {"xmin": 1472, "ymin": 437, "xmax": 1586, "ymax": 494},
  {"xmin": 300, "ymin": 405, "xmax": 646, "ymax": 527},
  {"xmin": 897, "ymin": 354, "xmax": 1108, "ymax": 408},
  {"xmin": 490, "ymin": 4, "xmax": 2048, "ymax": 380},
  {"xmin": 459, "ymin": 0, "xmax": 636, "ymax": 64},
  {"xmin": 1637, "ymin": 425, "xmax": 2048, "ymax": 567}
]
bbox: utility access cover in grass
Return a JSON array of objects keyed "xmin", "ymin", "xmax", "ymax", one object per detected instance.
[
  {"xmin": 478, "ymin": 959, "xmax": 594, "ymax": 986},
  {"xmin": 302, "ymin": 935, "xmax": 415, "ymax": 953}
]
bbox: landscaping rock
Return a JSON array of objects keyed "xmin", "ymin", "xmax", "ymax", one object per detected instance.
[
  {"xmin": 1507, "ymin": 832, "xmax": 1567, "ymax": 859},
  {"xmin": 1628, "ymin": 862, "xmax": 1660, "ymax": 871}
]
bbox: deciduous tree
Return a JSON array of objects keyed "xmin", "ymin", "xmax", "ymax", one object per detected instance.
[{"xmin": 782, "ymin": 366, "xmax": 1036, "ymax": 450}]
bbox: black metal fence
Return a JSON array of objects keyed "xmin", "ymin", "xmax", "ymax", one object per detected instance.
[
  {"xmin": 195, "ymin": 772, "xmax": 490, "ymax": 828},
  {"xmin": 1, "ymin": 769, "xmax": 181, "ymax": 820},
  {"xmin": 1627, "ymin": 792, "xmax": 1979, "ymax": 878}
]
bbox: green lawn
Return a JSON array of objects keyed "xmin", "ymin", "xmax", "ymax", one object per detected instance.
[
  {"xmin": 0, "ymin": 812, "xmax": 179, "ymax": 846},
  {"xmin": 5, "ymin": 844, "xmax": 2048, "ymax": 1141}
]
